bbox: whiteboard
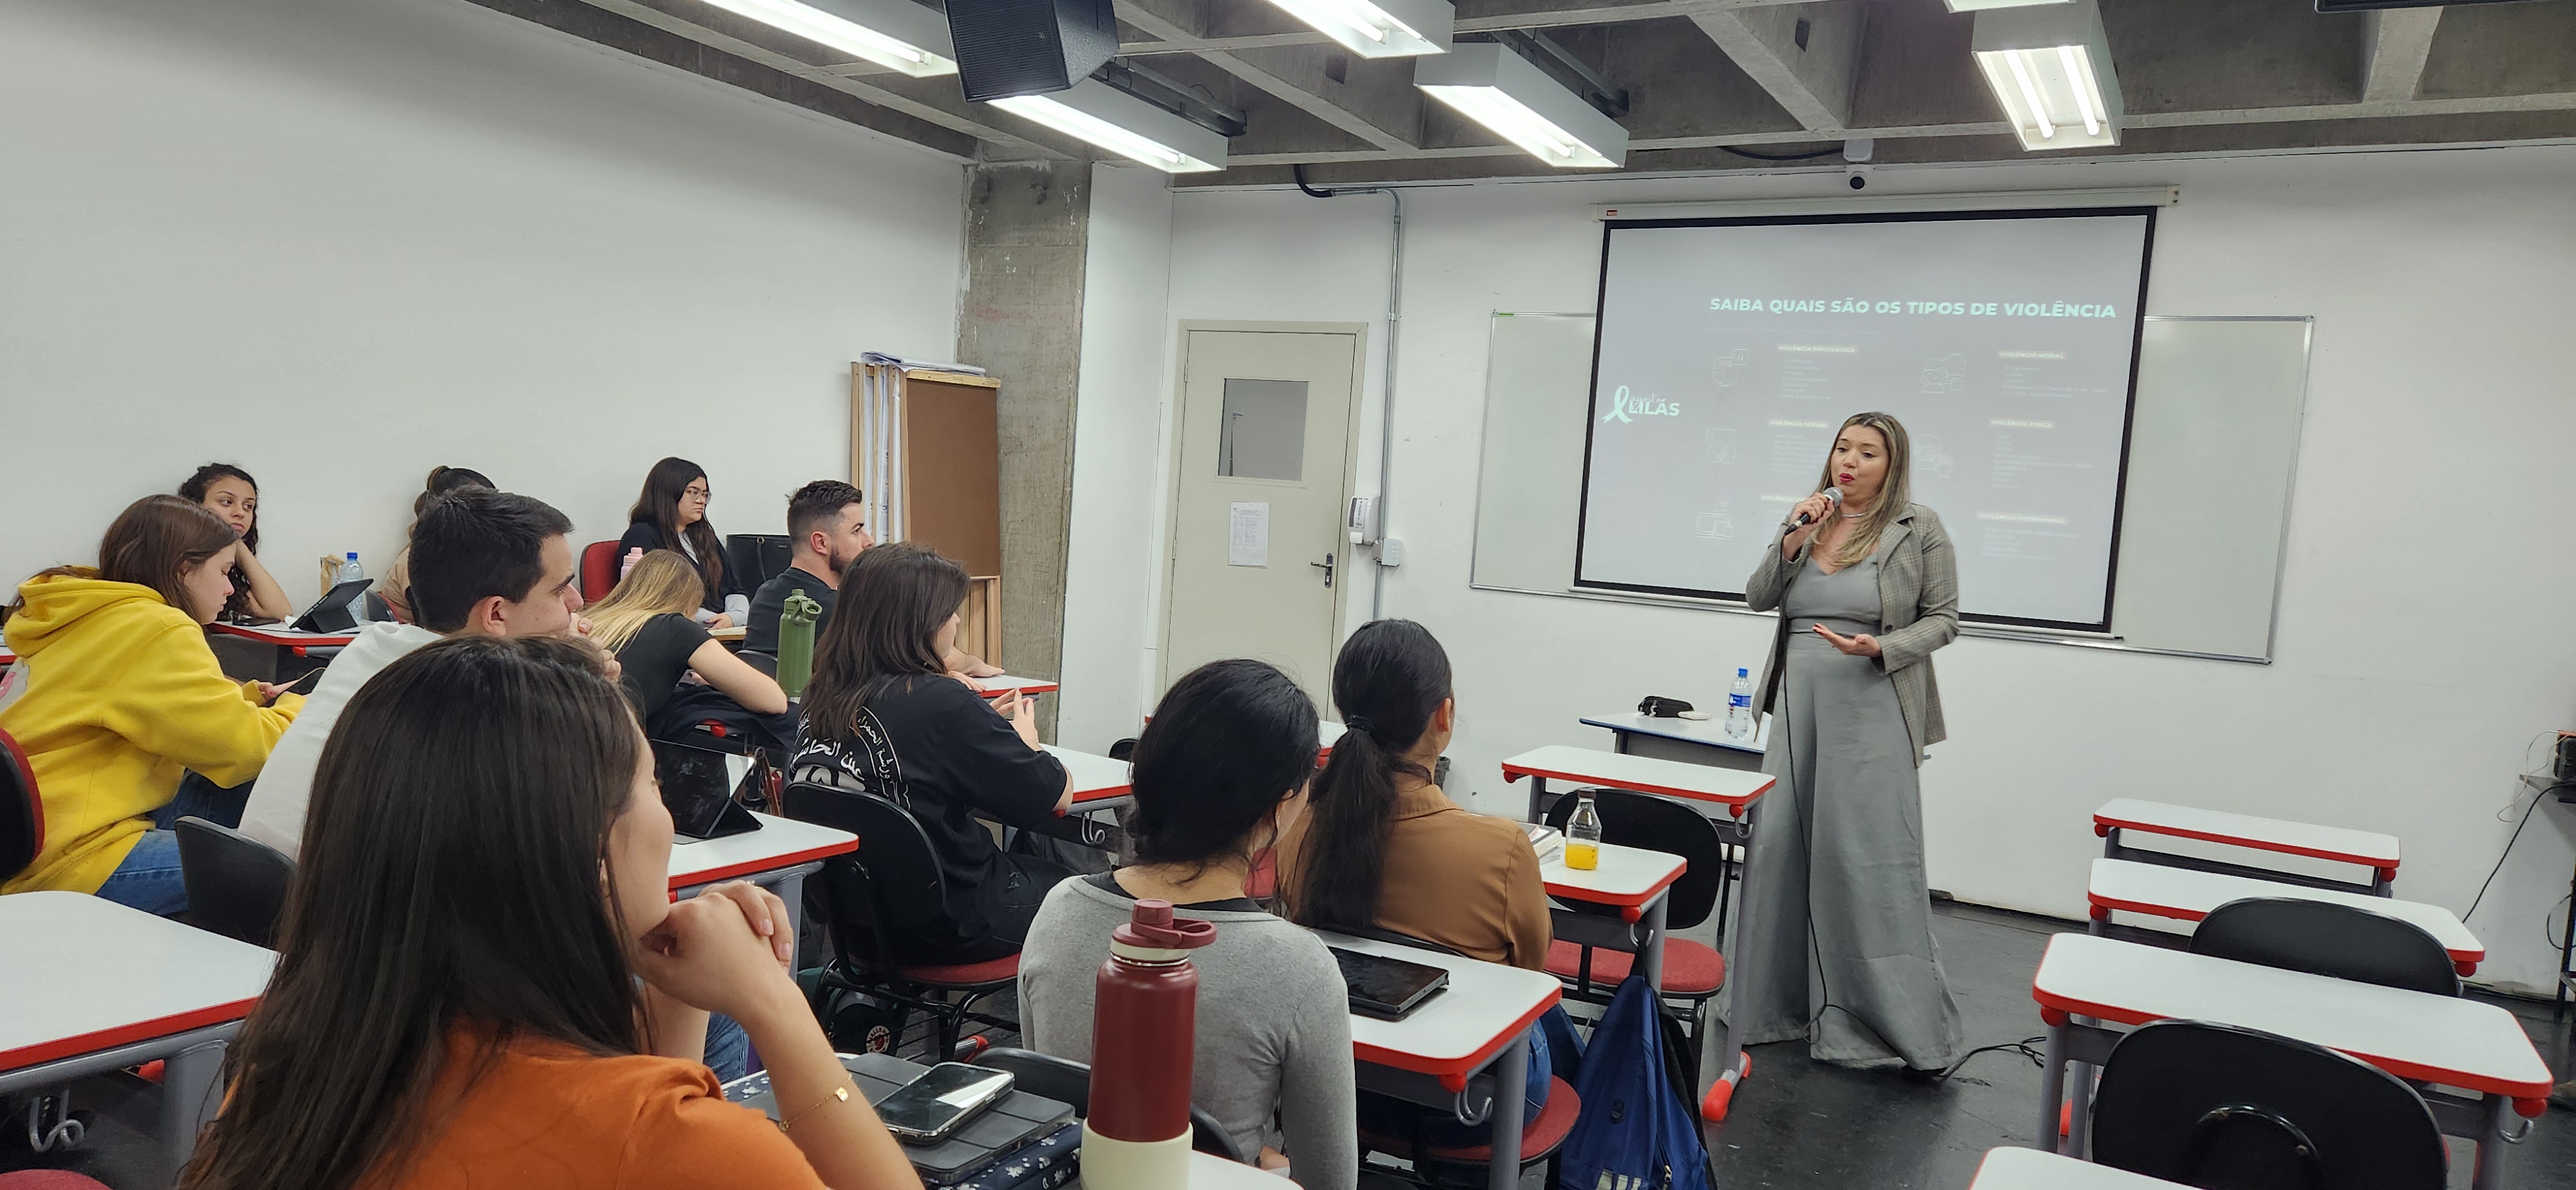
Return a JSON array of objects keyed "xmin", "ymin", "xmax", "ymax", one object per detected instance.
[{"xmin": 1468, "ymin": 314, "xmax": 2312, "ymax": 662}]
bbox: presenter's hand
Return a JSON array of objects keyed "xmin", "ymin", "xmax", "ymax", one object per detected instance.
[{"xmin": 1812, "ymin": 624, "xmax": 1882, "ymax": 657}]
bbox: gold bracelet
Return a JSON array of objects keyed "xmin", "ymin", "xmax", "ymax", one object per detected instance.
[{"xmin": 776, "ymin": 1083, "xmax": 851, "ymax": 1133}]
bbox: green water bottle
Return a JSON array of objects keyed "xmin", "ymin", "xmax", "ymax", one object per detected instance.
[{"xmin": 777, "ymin": 589, "xmax": 822, "ymax": 699}]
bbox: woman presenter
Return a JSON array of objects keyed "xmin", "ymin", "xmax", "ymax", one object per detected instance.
[{"xmin": 1737, "ymin": 410, "xmax": 1965, "ymax": 1073}]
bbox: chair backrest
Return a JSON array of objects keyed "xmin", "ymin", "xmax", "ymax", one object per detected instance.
[
  {"xmin": 1544, "ymin": 788, "xmax": 1726, "ymax": 929},
  {"xmin": 2190, "ymin": 897, "xmax": 2459, "ymax": 997},
  {"xmin": 783, "ymin": 777, "xmax": 954, "ymax": 971},
  {"xmin": 972, "ymin": 1047, "xmax": 1250, "ymax": 1164},
  {"xmin": 0, "ymin": 727, "xmax": 43, "ymax": 883},
  {"xmin": 580, "ymin": 540, "xmax": 621, "ymax": 603},
  {"xmin": 724, "ymin": 534, "xmax": 793, "ymax": 588},
  {"xmin": 2090, "ymin": 1019, "xmax": 2447, "ymax": 1190},
  {"xmin": 175, "ymin": 817, "xmax": 295, "ymax": 947}
]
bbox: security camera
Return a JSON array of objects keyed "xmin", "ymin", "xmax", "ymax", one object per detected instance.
[
  {"xmin": 1841, "ymin": 137, "xmax": 1874, "ymax": 189},
  {"xmin": 1845, "ymin": 164, "xmax": 1872, "ymax": 190}
]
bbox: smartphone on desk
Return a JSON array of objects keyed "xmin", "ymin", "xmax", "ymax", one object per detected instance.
[{"xmin": 876, "ymin": 1062, "xmax": 1015, "ymax": 1145}]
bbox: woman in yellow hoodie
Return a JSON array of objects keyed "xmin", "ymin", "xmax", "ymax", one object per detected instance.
[{"xmin": 2, "ymin": 495, "xmax": 303, "ymax": 912}]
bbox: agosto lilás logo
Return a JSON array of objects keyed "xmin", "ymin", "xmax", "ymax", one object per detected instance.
[{"xmin": 1599, "ymin": 385, "xmax": 1683, "ymax": 424}]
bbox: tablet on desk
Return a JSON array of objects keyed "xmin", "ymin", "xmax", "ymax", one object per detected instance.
[
  {"xmin": 288, "ymin": 579, "xmax": 373, "ymax": 634},
  {"xmin": 652, "ymin": 739, "xmax": 760, "ymax": 841},
  {"xmin": 1331, "ymin": 947, "xmax": 1450, "ymax": 1021}
]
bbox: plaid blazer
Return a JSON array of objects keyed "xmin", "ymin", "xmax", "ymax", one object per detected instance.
[{"xmin": 1743, "ymin": 502, "xmax": 1957, "ymax": 765}]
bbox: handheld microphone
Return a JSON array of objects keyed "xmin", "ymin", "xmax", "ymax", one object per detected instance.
[{"xmin": 1790, "ymin": 486, "xmax": 1844, "ymax": 531}]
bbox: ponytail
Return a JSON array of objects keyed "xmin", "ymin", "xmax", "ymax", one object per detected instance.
[{"xmin": 1285, "ymin": 619, "xmax": 1452, "ymax": 932}]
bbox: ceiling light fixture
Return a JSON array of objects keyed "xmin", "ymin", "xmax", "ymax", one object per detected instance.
[
  {"xmin": 1971, "ymin": 0, "xmax": 2123, "ymax": 151},
  {"xmin": 987, "ymin": 80, "xmax": 1227, "ymax": 173},
  {"xmin": 1264, "ymin": 0, "xmax": 1452, "ymax": 58},
  {"xmin": 699, "ymin": 0, "xmax": 957, "ymax": 77},
  {"xmin": 1416, "ymin": 42, "xmax": 1627, "ymax": 169}
]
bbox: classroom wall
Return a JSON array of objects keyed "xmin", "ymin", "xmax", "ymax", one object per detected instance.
[
  {"xmin": 0, "ymin": 0, "xmax": 965, "ymax": 601},
  {"xmin": 1059, "ymin": 164, "xmax": 1174, "ymax": 751},
  {"xmin": 1071, "ymin": 146, "xmax": 2576, "ymax": 994}
]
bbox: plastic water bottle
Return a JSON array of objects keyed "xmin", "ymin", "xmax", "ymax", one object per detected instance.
[
  {"xmin": 1566, "ymin": 794, "xmax": 1602, "ymax": 870},
  {"xmin": 621, "ymin": 547, "xmax": 645, "ymax": 579},
  {"xmin": 1725, "ymin": 666, "xmax": 1756, "ymax": 740},
  {"xmin": 339, "ymin": 552, "xmax": 367, "ymax": 621}
]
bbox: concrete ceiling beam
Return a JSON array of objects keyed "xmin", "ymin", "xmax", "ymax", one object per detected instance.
[
  {"xmin": 2362, "ymin": 7, "xmax": 2444, "ymax": 104},
  {"xmin": 1688, "ymin": 1, "xmax": 1864, "ymax": 133}
]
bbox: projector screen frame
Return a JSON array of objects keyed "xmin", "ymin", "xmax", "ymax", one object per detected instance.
[{"xmin": 1569, "ymin": 204, "xmax": 2161, "ymax": 634}]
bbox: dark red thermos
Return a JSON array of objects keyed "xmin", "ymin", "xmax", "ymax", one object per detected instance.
[{"xmin": 1081, "ymin": 898, "xmax": 1217, "ymax": 1187}]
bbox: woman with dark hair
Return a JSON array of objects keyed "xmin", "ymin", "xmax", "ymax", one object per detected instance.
[
  {"xmin": 381, "ymin": 466, "xmax": 491, "ymax": 623},
  {"xmin": 178, "ymin": 636, "xmax": 919, "ymax": 1190},
  {"xmin": 1275, "ymin": 619, "xmax": 1550, "ymax": 969},
  {"xmin": 178, "ymin": 462, "xmax": 294, "ymax": 622},
  {"xmin": 1, "ymin": 495, "xmax": 302, "ymax": 911},
  {"xmin": 1018, "ymin": 659, "xmax": 1356, "ymax": 1187},
  {"xmin": 795, "ymin": 543, "xmax": 1072, "ymax": 963},
  {"xmin": 618, "ymin": 457, "xmax": 743, "ymax": 620}
]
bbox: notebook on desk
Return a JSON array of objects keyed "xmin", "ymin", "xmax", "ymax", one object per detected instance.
[{"xmin": 723, "ymin": 1053, "xmax": 1074, "ymax": 1187}]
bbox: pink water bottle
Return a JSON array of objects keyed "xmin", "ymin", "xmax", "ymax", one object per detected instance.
[
  {"xmin": 1081, "ymin": 899, "xmax": 1215, "ymax": 1187},
  {"xmin": 621, "ymin": 547, "xmax": 644, "ymax": 579}
]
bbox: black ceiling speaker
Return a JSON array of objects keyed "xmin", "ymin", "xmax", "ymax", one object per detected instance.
[
  {"xmin": 2315, "ymin": 0, "xmax": 2529, "ymax": 10},
  {"xmin": 945, "ymin": 0, "xmax": 1121, "ymax": 103}
]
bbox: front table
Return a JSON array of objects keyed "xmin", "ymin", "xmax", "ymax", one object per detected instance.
[
  {"xmin": 2029, "ymin": 932, "xmax": 2550, "ymax": 1189},
  {"xmin": 667, "ymin": 811, "xmax": 858, "ymax": 942},
  {"xmin": 1313, "ymin": 930, "xmax": 1560, "ymax": 1190},
  {"xmin": 1499, "ymin": 746, "xmax": 1772, "ymax": 1119},
  {"xmin": 1580, "ymin": 711, "xmax": 1767, "ymax": 773},
  {"xmin": 0, "ymin": 892, "xmax": 278, "ymax": 1178}
]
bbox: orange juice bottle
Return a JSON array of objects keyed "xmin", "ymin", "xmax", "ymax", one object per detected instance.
[{"xmin": 1566, "ymin": 794, "xmax": 1602, "ymax": 870}]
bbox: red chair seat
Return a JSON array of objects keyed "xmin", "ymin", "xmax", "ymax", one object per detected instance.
[
  {"xmin": 1360, "ymin": 1078, "xmax": 1581, "ymax": 1165},
  {"xmin": 1545, "ymin": 938, "xmax": 1724, "ymax": 995},
  {"xmin": 899, "ymin": 954, "xmax": 1020, "ymax": 987}
]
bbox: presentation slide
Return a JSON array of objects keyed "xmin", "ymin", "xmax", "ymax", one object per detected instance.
[{"xmin": 1574, "ymin": 209, "xmax": 2155, "ymax": 630}]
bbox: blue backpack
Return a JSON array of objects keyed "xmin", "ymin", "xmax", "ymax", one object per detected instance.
[{"xmin": 1558, "ymin": 977, "xmax": 1712, "ymax": 1190}]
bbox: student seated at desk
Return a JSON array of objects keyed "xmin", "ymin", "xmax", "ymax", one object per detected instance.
[
  {"xmin": 238, "ymin": 487, "xmax": 589, "ymax": 860},
  {"xmin": 1277, "ymin": 619, "xmax": 1551, "ymax": 970},
  {"xmin": 178, "ymin": 462, "xmax": 293, "ymax": 623},
  {"xmin": 378, "ymin": 464, "xmax": 491, "ymax": 625},
  {"xmin": 793, "ymin": 543, "xmax": 1070, "ymax": 965},
  {"xmin": 746, "ymin": 480, "xmax": 1000, "ymax": 678},
  {"xmin": 1018, "ymin": 660, "xmax": 1356, "ymax": 1189},
  {"xmin": 618, "ymin": 457, "xmax": 742, "ymax": 623},
  {"xmin": 178, "ymin": 637, "xmax": 920, "ymax": 1190},
  {"xmin": 0, "ymin": 496, "xmax": 303, "ymax": 912},
  {"xmin": 587, "ymin": 552, "xmax": 788, "ymax": 737}
]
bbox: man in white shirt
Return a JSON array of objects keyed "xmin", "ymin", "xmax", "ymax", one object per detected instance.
[{"xmin": 238, "ymin": 490, "xmax": 589, "ymax": 858}]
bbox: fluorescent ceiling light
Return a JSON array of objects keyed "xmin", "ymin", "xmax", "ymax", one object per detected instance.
[
  {"xmin": 1416, "ymin": 42, "xmax": 1627, "ymax": 169},
  {"xmin": 1264, "ymin": 0, "xmax": 1452, "ymax": 58},
  {"xmin": 699, "ymin": 0, "xmax": 956, "ymax": 77},
  {"xmin": 1944, "ymin": 0, "xmax": 2074, "ymax": 10},
  {"xmin": 1971, "ymin": 0, "xmax": 2123, "ymax": 151},
  {"xmin": 989, "ymin": 80, "xmax": 1227, "ymax": 173}
]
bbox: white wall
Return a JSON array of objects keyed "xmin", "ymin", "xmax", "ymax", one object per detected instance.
[
  {"xmin": 1075, "ymin": 146, "xmax": 2576, "ymax": 994},
  {"xmin": 0, "ymin": 0, "xmax": 965, "ymax": 600},
  {"xmin": 1059, "ymin": 163, "xmax": 1173, "ymax": 750}
]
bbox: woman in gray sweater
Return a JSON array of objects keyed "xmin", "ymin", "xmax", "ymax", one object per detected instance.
[{"xmin": 1016, "ymin": 660, "xmax": 1358, "ymax": 1188}]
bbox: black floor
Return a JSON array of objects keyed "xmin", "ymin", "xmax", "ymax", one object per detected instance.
[{"xmin": 13, "ymin": 900, "xmax": 2573, "ymax": 1189}]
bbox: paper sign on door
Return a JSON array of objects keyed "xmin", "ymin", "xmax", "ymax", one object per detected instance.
[{"xmin": 1228, "ymin": 502, "xmax": 1269, "ymax": 567}]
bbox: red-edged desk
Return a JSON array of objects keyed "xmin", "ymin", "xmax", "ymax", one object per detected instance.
[
  {"xmin": 973, "ymin": 674, "xmax": 1060, "ymax": 699},
  {"xmin": 667, "ymin": 811, "xmax": 857, "ymax": 942},
  {"xmin": 2094, "ymin": 797, "xmax": 2401, "ymax": 897},
  {"xmin": 2030, "ymin": 932, "xmax": 2550, "ymax": 1190},
  {"xmin": 206, "ymin": 621, "xmax": 359, "ymax": 683},
  {"xmin": 1315, "ymin": 930, "xmax": 1561, "ymax": 1190},
  {"xmin": 1538, "ymin": 841, "xmax": 1687, "ymax": 990},
  {"xmin": 1499, "ymin": 746, "xmax": 1773, "ymax": 1119},
  {"xmin": 0, "ymin": 892, "xmax": 278, "ymax": 1178},
  {"xmin": 2085, "ymin": 857, "xmax": 2483, "ymax": 974},
  {"xmin": 1970, "ymin": 1146, "xmax": 2188, "ymax": 1189}
]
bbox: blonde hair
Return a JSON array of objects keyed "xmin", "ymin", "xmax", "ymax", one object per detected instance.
[
  {"xmin": 580, "ymin": 551, "xmax": 704, "ymax": 654},
  {"xmin": 1811, "ymin": 411, "xmax": 1913, "ymax": 568}
]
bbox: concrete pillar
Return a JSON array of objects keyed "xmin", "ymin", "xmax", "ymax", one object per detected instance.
[{"xmin": 957, "ymin": 160, "xmax": 1091, "ymax": 737}]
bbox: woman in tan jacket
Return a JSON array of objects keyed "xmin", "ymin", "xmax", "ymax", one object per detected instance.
[{"xmin": 1275, "ymin": 619, "xmax": 1550, "ymax": 970}]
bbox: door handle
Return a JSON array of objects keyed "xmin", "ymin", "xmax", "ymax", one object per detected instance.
[{"xmin": 1309, "ymin": 553, "xmax": 1334, "ymax": 589}]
